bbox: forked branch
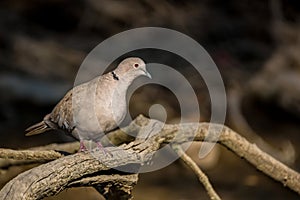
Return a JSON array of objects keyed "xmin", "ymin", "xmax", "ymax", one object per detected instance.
[{"xmin": 0, "ymin": 115, "xmax": 299, "ymax": 200}]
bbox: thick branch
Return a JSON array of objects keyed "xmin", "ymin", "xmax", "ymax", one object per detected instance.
[
  {"xmin": 0, "ymin": 148, "xmax": 141, "ymax": 199},
  {"xmin": 71, "ymin": 174, "xmax": 138, "ymax": 200},
  {"xmin": 0, "ymin": 115, "xmax": 299, "ymax": 199}
]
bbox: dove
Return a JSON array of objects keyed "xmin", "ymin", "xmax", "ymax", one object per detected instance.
[{"xmin": 25, "ymin": 57, "xmax": 151, "ymax": 151}]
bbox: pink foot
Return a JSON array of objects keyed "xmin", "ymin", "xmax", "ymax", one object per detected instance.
[{"xmin": 79, "ymin": 141, "xmax": 88, "ymax": 152}]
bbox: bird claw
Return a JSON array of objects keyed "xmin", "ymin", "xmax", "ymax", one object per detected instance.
[
  {"xmin": 78, "ymin": 140, "xmax": 112, "ymax": 157},
  {"xmin": 79, "ymin": 141, "xmax": 88, "ymax": 152}
]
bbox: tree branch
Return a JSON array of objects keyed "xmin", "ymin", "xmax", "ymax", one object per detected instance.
[
  {"xmin": 172, "ymin": 144, "xmax": 221, "ymax": 200},
  {"xmin": 0, "ymin": 142, "xmax": 79, "ymax": 169},
  {"xmin": 227, "ymin": 86, "xmax": 296, "ymax": 165},
  {"xmin": 0, "ymin": 115, "xmax": 299, "ymax": 199},
  {"xmin": 0, "ymin": 148, "xmax": 63, "ymax": 161}
]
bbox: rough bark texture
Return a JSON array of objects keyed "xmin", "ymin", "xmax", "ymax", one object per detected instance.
[{"xmin": 0, "ymin": 115, "xmax": 299, "ymax": 199}]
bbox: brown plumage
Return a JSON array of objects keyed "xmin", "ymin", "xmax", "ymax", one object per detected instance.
[{"xmin": 25, "ymin": 120, "xmax": 51, "ymax": 136}]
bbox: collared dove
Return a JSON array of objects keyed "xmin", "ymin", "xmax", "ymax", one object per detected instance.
[{"xmin": 25, "ymin": 57, "xmax": 151, "ymax": 151}]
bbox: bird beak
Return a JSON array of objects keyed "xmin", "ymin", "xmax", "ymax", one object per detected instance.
[{"xmin": 143, "ymin": 69, "xmax": 152, "ymax": 79}]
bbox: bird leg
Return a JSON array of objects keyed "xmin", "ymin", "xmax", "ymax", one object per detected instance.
[{"xmin": 79, "ymin": 140, "xmax": 88, "ymax": 152}]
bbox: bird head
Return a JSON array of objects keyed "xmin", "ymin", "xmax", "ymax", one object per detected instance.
[{"xmin": 115, "ymin": 57, "xmax": 151, "ymax": 80}]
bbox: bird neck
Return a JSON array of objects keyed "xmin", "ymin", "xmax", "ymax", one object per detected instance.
[
  {"xmin": 112, "ymin": 70, "xmax": 137, "ymax": 86},
  {"xmin": 111, "ymin": 71, "xmax": 119, "ymax": 81}
]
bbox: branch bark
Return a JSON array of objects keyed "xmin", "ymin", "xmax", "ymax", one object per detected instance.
[
  {"xmin": 172, "ymin": 144, "xmax": 221, "ymax": 200},
  {"xmin": 0, "ymin": 115, "xmax": 299, "ymax": 199},
  {"xmin": 0, "ymin": 142, "xmax": 79, "ymax": 169}
]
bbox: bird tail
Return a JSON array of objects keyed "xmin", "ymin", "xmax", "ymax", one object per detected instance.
[{"xmin": 25, "ymin": 120, "xmax": 52, "ymax": 136}]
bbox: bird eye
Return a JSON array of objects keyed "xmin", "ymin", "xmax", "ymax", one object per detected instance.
[{"xmin": 134, "ymin": 63, "xmax": 139, "ymax": 68}]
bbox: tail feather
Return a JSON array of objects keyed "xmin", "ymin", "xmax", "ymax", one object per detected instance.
[{"xmin": 25, "ymin": 121, "xmax": 51, "ymax": 136}]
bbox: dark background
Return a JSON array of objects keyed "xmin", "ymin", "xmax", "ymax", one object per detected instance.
[{"xmin": 0, "ymin": 0, "xmax": 300, "ymax": 199}]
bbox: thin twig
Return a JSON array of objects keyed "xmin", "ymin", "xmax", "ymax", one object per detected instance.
[
  {"xmin": 0, "ymin": 148, "xmax": 63, "ymax": 161},
  {"xmin": 0, "ymin": 142, "xmax": 79, "ymax": 169},
  {"xmin": 172, "ymin": 144, "xmax": 221, "ymax": 200}
]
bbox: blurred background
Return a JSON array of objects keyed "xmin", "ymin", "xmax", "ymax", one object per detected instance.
[{"xmin": 0, "ymin": 0, "xmax": 300, "ymax": 199}]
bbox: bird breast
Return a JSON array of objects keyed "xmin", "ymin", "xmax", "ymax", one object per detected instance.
[{"xmin": 69, "ymin": 75, "xmax": 129, "ymax": 137}]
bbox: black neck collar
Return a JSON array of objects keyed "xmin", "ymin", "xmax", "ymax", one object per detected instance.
[{"xmin": 111, "ymin": 71, "xmax": 119, "ymax": 80}]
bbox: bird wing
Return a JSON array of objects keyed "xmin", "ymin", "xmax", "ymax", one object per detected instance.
[
  {"xmin": 49, "ymin": 88, "xmax": 76, "ymax": 133},
  {"xmin": 49, "ymin": 77, "xmax": 100, "ymax": 133},
  {"xmin": 49, "ymin": 74, "xmax": 116, "ymax": 135}
]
